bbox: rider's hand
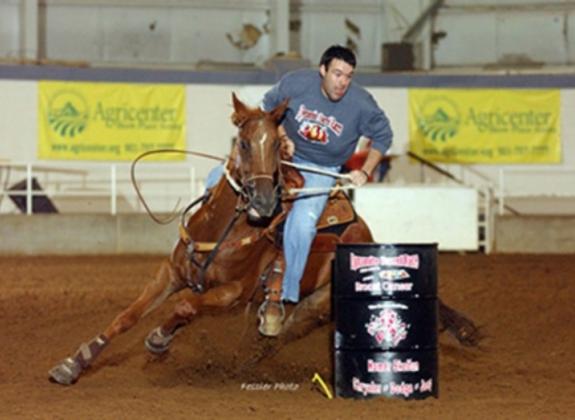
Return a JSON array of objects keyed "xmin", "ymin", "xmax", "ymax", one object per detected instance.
[
  {"xmin": 349, "ymin": 169, "xmax": 370, "ymax": 186},
  {"xmin": 280, "ymin": 136, "xmax": 295, "ymax": 158}
]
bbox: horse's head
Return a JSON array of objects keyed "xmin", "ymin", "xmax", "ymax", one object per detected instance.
[{"xmin": 230, "ymin": 93, "xmax": 288, "ymax": 221}]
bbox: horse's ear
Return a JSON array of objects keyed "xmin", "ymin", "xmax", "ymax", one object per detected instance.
[
  {"xmin": 269, "ymin": 98, "xmax": 289, "ymax": 123},
  {"xmin": 231, "ymin": 92, "xmax": 250, "ymax": 127}
]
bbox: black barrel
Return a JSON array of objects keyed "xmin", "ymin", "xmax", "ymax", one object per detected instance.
[{"xmin": 334, "ymin": 243, "xmax": 439, "ymax": 400}]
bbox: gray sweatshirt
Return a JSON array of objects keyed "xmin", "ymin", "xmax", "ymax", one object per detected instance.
[{"xmin": 262, "ymin": 68, "xmax": 393, "ymax": 166}]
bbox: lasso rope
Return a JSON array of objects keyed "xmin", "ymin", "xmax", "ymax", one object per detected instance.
[
  {"xmin": 131, "ymin": 148, "xmax": 225, "ymax": 224},
  {"xmin": 131, "ymin": 148, "xmax": 360, "ymax": 224},
  {"xmin": 221, "ymin": 158, "xmax": 359, "ymax": 195},
  {"xmin": 280, "ymin": 160, "xmax": 358, "ymax": 195},
  {"xmin": 280, "ymin": 160, "xmax": 351, "ymax": 180}
]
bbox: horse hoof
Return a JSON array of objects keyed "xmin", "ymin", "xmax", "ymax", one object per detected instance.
[
  {"xmin": 48, "ymin": 357, "xmax": 82, "ymax": 385},
  {"xmin": 145, "ymin": 327, "xmax": 174, "ymax": 354},
  {"xmin": 257, "ymin": 300, "xmax": 285, "ymax": 337},
  {"xmin": 456, "ymin": 325, "xmax": 484, "ymax": 347}
]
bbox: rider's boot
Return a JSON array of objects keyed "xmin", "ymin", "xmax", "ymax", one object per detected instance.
[{"xmin": 257, "ymin": 256, "xmax": 286, "ymax": 337}]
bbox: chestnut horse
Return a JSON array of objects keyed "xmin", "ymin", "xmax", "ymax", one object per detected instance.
[{"xmin": 49, "ymin": 94, "xmax": 478, "ymax": 385}]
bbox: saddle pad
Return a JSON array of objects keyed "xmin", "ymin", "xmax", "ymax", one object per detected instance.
[{"xmin": 316, "ymin": 191, "xmax": 356, "ymax": 230}]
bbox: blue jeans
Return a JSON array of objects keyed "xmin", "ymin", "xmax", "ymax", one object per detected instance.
[
  {"xmin": 282, "ymin": 157, "xmax": 339, "ymax": 302},
  {"xmin": 205, "ymin": 164, "xmax": 225, "ymax": 190}
]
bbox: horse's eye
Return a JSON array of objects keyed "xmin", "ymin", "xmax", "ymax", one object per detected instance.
[{"xmin": 239, "ymin": 139, "xmax": 250, "ymax": 151}]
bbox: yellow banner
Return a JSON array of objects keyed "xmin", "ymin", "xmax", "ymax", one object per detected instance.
[
  {"xmin": 38, "ymin": 81, "xmax": 186, "ymax": 161},
  {"xmin": 409, "ymin": 89, "xmax": 561, "ymax": 163}
]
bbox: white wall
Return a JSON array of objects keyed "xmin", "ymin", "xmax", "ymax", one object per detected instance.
[
  {"xmin": 0, "ymin": 80, "xmax": 37, "ymax": 161},
  {"xmin": 355, "ymin": 185, "xmax": 479, "ymax": 250},
  {"xmin": 435, "ymin": 8, "xmax": 573, "ymax": 67},
  {"xmin": 0, "ymin": 1, "xmax": 20, "ymax": 58},
  {"xmin": 6, "ymin": 1, "xmax": 575, "ymax": 69},
  {"xmin": 42, "ymin": 1, "xmax": 272, "ymax": 66},
  {"xmin": 187, "ymin": 84, "xmax": 251, "ymax": 176},
  {"xmin": 299, "ymin": 0, "xmax": 388, "ymax": 67}
]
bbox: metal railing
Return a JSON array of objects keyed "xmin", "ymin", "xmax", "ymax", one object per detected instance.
[
  {"xmin": 497, "ymin": 167, "xmax": 575, "ymax": 215},
  {"xmin": 0, "ymin": 161, "xmax": 204, "ymax": 215}
]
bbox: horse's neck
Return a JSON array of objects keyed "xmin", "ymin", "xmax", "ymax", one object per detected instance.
[
  {"xmin": 188, "ymin": 176, "xmax": 257, "ymax": 241},
  {"xmin": 209, "ymin": 176, "xmax": 239, "ymax": 213}
]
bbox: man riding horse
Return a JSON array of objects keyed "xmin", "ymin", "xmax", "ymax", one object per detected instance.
[
  {"xmin": 48, "ymin": 48, "xmax": 479, "ymax": 387},
  {"xmin": 208, "ymin": 45, "xmax": 393, "ymax": 336}
]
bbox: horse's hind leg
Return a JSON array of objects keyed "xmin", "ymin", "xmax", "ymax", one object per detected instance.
[
  {"xmin": 145, "ymin": 281, "xmax": 244, "ymax": 354},
  {"xmin": 49, "ymin": 260, "xmax": 185, "ymax": 385},
  {"xmin": 438, "ymin": 298, "xmax": 482, "ymax": 346},
  {"xmin": 281, "ymin": 282, "xmax": 331, "ymax": 344}
]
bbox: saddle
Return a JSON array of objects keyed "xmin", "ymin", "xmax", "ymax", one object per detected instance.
[
  {"xmin": 313, "ymin": 191, "xmax": 358, "ymax": 252},
  {"xmin": 272, "ymin": 190, "xmax": 357, "ymax": 253},
  {"xmin": 275, "ymin": 161, "xmax": 357, "ymax": 252}
]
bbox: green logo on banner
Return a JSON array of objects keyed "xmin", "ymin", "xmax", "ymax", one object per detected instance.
[
  {"xmin": 417, "ymin": 97, "xmax": 461, "ymax": 141},
  {"xmin": 47, "ymin": 91, "xmax": 89, "ymax": 138}
]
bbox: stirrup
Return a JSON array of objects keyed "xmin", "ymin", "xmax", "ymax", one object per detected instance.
[{"xmin": 257, "ymin": 298, "xmax": 285, "ymax": 337}]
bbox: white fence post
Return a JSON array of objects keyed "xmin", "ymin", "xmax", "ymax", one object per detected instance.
[
  {"xmin": 498, "ymin": 169, "xmax": 504, "ymax": 216},
  {"xmin": 111, "ymin": 164, "xmax": 117, "ymax": 215},
  {"xmin": 484, "ymin": 186, "xmax": 494, "ymax": 254},
  {"xmin": 26, "ymin": 163, "xmax": 33, "ymax": 215}
]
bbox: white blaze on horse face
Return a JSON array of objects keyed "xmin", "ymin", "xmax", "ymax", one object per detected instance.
[{"xmin": 258, "ymin": 131, "xmax": 268, "ymax": 167}]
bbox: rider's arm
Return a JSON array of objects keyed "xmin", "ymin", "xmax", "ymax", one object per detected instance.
[
  {"xmin": 348, "ymin": 147, "xmax": 382, "ymax": 186},
  {"xmin": 359, "ymin": 95, "xmax": 393, "ymax": 157}
]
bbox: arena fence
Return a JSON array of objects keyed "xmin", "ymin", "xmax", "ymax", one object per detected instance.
[
  {"xmin": 0, "ymin": 160, "xmax": 497, "ymax": 253},
  {"xmin": 0, "ymin": 161, "xmax": 203, "ymax": 216},
  {"xmin": 497, "ymin": 167, "xmax": 575, "ymax": 215}
]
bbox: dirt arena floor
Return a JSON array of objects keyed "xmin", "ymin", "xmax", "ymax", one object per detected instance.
[{"xmin": 1, "ymin": 253, "xmax": 574, "ymax": 419}]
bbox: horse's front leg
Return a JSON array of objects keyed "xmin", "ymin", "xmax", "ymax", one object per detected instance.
[
  {"xmin": 145, "ymin": 281, "xmax": 244, "ymax": 354},
  {"xmin": 49, "ymin": 259, "xmax": 186, "ymax": 385}
]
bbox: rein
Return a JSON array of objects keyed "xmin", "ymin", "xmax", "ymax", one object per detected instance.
[{"xmin": 188, "ymin": 200, "xmax": 247, "ymax": 293}]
